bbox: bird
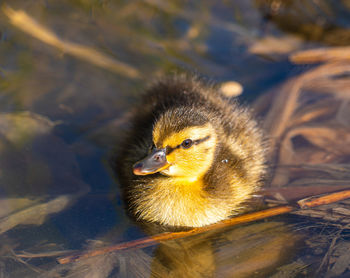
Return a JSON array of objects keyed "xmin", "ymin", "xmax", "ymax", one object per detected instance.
[{"xmin": 115, "ymin": 75, "xmax": 266, "ymax": 228}]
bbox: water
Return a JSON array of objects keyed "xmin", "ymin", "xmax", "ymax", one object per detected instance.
[{"xmin": 1, "ymin": 1, "xmax": 350, "ymax": 277}]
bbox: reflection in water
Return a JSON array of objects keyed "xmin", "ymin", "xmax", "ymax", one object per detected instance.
[
  {"xmin": 150, "ymin": 222, "xmax": 298, "ymax": 278},
  {"xmin": 37, "ymin": 221, "xmax": 298, "ymax": 278},
  {"xmin": 151, "ymin": 234, "xmax": 216, "ymax": 278}
]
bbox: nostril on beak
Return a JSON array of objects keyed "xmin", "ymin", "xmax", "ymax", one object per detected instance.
[
  {"xmin": 153, "ymin": 151, "xmax": 165, "ymax": 162},
  {"xmin": 154, "ymin": 155, "xmax": 161, "ymax": 161},
  {"xmin": 134, "ymin": 162, "xmax": 143, "ymax": 169}
]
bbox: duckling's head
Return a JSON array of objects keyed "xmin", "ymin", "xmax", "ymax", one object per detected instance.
[{"xmin": 133, "ymin": 107, "xmax": 217, "ymax": 181}]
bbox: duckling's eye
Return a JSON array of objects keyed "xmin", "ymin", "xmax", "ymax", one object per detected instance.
[{"xmin": 181, "ymin": 139, "xmax": 193, "ymax": 149}]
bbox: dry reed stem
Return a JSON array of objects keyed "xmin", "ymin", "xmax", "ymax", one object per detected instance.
[
  {"xmin": 303, "ymin": 78, "xmax": 350, "ymax": 97},
  {"xmin": 2, "ymin": 5, "xmax": 140, "ymax": 79},
  {"xmin": 0, "ymin": 195, "xmax": 71, "ymax": 235},
  {"xmin": 57, "ymin": 189, "xmax": 350, "ymax": 264},
  {"xmin": 289, "ymin": 97, "xmax": 339, "ymax": 127},
  {"xmin": 297, "ymin": 190, "xmax": 350, "ymax": 208},
  {"xmin": 290, "ymin": 47, "xmax": 350, "ymax": 64},
  {"xmin": 57, "ymin": 206, "xmax": 293, "ymax": 264}
]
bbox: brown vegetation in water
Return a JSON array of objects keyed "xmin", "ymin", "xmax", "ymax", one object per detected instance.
[{"xmin": 1, "ymin": 3, "xmax": 350, "ymax": 277}]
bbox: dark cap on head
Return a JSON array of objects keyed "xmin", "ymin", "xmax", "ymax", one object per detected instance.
[{"xmin": 153, "ymin": 107, "xmax": 209, "ymax": 146}]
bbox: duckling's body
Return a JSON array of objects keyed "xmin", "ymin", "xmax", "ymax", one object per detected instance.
[{"xmin": 116, "ymin": 75, "xmax": 266, "ymax": 227}]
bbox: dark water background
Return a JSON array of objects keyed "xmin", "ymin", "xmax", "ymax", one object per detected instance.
[{"xmin": 1, "ymin": 1, "xmax": 350, "ymax": 277}]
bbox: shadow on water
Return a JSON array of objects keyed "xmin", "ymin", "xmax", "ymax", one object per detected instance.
[{"xmin": 0, "ymin": 0, "xmax": 350, "ymax": 277}]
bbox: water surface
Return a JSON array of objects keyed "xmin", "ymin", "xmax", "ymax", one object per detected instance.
[{"xmin": 1, "ymin": 1, "xmax": 350, "ymax": 277}]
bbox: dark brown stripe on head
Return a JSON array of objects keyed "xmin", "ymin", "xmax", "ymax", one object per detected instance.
[
  {"xmin": 165, "ymin": 145, "xmax": 180, "ymax": 155},
  {"xmin": 165, "ymin": 135, "xmax": 211, "ymax": 155},
  {"xmin": 194, "ymin": 135, "xmax": 210, "ymax": 145},
  {"xmin": 153, "ymin": 107, "xmax": 209, "ymax": 146}
]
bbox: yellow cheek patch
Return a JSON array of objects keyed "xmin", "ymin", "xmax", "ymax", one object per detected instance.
[
  {"xmin": 164, "ymin": 142, "xmax": 216, "ymax": 178},
  {"xmin": 153, "ymin": 123, "xmax": 217, "ymax": 178},
  {"xmin": 166, "ymin": 152, "xmax": 176, "ymax": 163}
]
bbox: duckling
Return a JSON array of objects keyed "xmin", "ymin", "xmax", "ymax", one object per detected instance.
[{"xmin": 115, "ymin": 75, "xmax": 266, "ymax": 228}]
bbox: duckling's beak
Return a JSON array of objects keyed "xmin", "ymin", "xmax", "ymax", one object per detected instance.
[{"xmin": 133, "ymin": 148, "xmax": 169, "ymax": 175}]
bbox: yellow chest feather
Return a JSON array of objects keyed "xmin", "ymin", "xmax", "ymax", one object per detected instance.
[{"xmin": 133, "ymin": 178, "xmax": 232, "ymax": 227}]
